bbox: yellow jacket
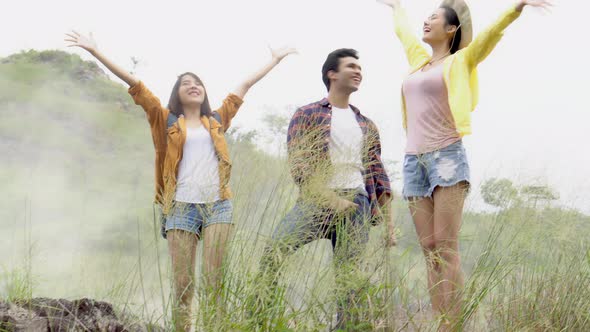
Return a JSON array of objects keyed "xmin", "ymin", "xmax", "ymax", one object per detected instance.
[
  {"xmin": 128, "ymin": 81, "xmax": 243, "ymax": 213},
  {"xmin": 394, "ymin": 6, "xmax": 522, "ymax": 136}
]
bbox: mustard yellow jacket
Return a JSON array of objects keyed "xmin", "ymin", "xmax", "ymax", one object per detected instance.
[
  {"xmin": 394, "ymin": 6, "xmax": 522, "ymax": 136},
  {"xmin": 128, "ymin": 81, "xmax": 243, "ymax": 213}
]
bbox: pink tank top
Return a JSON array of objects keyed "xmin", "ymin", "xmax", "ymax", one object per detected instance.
[{"xmin": 402, "ymin": 64, "xmax": 461, "ymax": 155}]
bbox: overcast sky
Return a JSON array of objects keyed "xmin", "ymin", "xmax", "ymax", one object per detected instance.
[{"xmin": 2, "ymin": 0, "xmax": 588, "ymax": 212}]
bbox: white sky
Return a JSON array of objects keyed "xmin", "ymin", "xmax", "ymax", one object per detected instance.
[{"xmin": 2, "ymin": 0, "xmax": 589, "ymax": 212}]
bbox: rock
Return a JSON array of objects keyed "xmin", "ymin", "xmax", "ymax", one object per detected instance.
[
  {"xmin": 18, "ymin": 298, "xmax": 122, "ymax": 331},
  {"xmin": 0, "ymin": 298, "xmax": 164, "ymax": 332},
  {"xmin": 0, "ymin": 301, "xmax": 48, "ymax": 331}
]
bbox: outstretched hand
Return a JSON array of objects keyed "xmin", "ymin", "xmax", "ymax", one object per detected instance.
[
  {"xmin": 65, "ymin": 31, "xmax": 98, "ymax": 54},
  {"xmin": 517, "ymin": 0, "xmax": 553, "ymax": 12},
  {"xmin": 269, "ymin": 46, "xmax": 297, "ymax": 63},
  {"xmin": 377, "ymin": 0, "xmax": 400, "ymax": 9}
]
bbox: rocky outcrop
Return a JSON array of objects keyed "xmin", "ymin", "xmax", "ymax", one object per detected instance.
[{"xmin": 0, "ymin": 298, "xmax": 164, "ymax": 332}]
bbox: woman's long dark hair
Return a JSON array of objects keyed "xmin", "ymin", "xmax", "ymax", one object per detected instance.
[
  {"xmin": 167, "ymin": 72, "xmax": 212, "ymax": 118},
  {"xmin": 440, "ymin": 6, "xmax": 462, "ymax": 54}
]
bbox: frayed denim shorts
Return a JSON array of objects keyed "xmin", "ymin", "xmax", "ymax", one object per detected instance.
[
  {"xmin": 402, "ymin": 140, "xmax": 470, "ymax": 199},
  {"xmin": 162, "ymin": 199, "xmax": 233, "ymax": 238}
]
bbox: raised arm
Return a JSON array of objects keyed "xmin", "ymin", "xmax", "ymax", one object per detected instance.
[
  {"xmin": 66, "ymin": 31, "xmax": 167, "ymax": 145},
  {"xmin": 462, "ymin": 0, "xmax": 552, "ymax": 68},
  {"xmin": 377, "ymin": 0, "xmax": 431, "ymax": 68},
  {"xmin": 377, "ymin": 0, "xmax": 400, "ymax": 9},
  {"xmin": 515, "ymin": 0, "xmax": 553, "ymax": 13},
  {"xmin": 212, "ymin": 46, "xmax": 296, "ymax": 130},
  {"xmin": 65, "ymin": 31, "xmax": 138, "ymax": 87},
  {"xmin": 232, "ymin": 46, "xmax": 297, "ymax": 99}
]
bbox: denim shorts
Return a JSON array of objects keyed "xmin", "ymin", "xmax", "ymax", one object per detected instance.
[
  {"xmin": 272, "ymin": 190, "xmax": 372, "ymax": 253},
  {"xmin": 163, "ymin": 199, "xmax": 233, "ymax": 237},
  {"xmin": 402, "ymin": 140, "xmax": 470, "ymax": 199}
]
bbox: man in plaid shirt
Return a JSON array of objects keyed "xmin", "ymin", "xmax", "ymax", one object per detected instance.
[{"xmin": 255, "ymin": 48, "xmax": 395, "ymax": 329}]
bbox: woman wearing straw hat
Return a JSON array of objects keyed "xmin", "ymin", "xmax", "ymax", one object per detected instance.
[{"xmin": 377, "ymin": 0, "xmax": 552, "ymax": 329}]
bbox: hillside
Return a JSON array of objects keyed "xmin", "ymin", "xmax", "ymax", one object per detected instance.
[{"xmin": 1, "ymin": 50, "xmax": 588, "ymax": 331}]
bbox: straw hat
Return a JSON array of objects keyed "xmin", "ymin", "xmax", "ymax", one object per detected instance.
[{"xmin": 440, "ymin": 0, "xmax": 473, "ymax": 49}]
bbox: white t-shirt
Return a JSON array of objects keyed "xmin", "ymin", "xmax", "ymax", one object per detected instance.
[
  {"xmin": 328, "ymin": 106, "xmax": 366, "ymax": 192},
  {"xmin": 175, "ymin": 125, "xmax": 220, "ymax": 203}
]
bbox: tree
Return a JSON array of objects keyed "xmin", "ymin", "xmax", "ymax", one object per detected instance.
[
  {"xmin": 261, "ymin": 112, "xmax": 289, "ymax": 138},
  {"xmin": 129, "ymin": 56, "xmax": 141, "ymax": 76},
  {"xmin": 481, "ymin": 178, "xmax": 519, "ymax": 209},
  {"xmin": 259, "ymin": 107, "xmax": 294, "ymax": 154},
  {"xmin": 520, "ymin": 185, "xmax": 559, "ymax": 208}
]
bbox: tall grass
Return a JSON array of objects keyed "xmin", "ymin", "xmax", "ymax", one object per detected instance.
[
  {"xmin": 1, "ymin": 50, "xmax": 589, "ymax": 331},
  {"xmin": 3, "ymin": 144, "xmax": 588, "ymax": 331}
]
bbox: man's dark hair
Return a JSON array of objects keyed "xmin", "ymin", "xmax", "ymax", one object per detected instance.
[{"xmin": 321, "ymin": 48, "xmax": 359, "ymax": 92}]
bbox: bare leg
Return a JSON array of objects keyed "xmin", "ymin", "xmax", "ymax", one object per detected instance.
[
  {"xmin": 409, "ymin": 197, "xmax": 444, "ymax": 313},
  {"xmin": 167, "ymin": 230, "xmax": 199, "ymax": 332},
  {"xmin": 202, "ymin": 223, "xmax": 233, "ymax": 304},
  {"xmin": 432, "ymin": 182, "xmax": 468, "ymax": 330}
]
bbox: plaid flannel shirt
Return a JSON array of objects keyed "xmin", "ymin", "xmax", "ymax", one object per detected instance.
[{"xmin": 287, "ymin": 98, "xmax": 392, "ymax": 217}]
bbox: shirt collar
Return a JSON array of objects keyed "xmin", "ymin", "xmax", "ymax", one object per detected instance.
[{"xmin": 319, "ymin": 98, "xmax": 362, "ymax": 116}]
